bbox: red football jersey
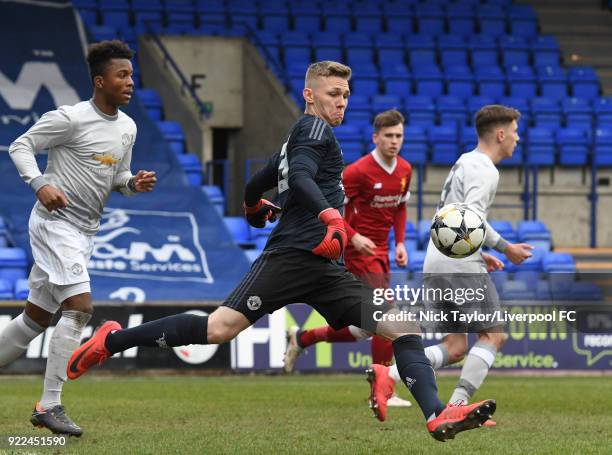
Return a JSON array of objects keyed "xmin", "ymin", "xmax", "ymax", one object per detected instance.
[{"xmin": 343, "ymin": 151, "xmax": 412, "ymax": 256}]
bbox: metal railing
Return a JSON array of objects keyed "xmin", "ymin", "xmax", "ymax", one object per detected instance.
[{"xmin": 144, "ymin": 22, "xmax": 212, "ymax": 120}]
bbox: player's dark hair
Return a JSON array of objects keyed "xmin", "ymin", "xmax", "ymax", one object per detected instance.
[
  {"xmin": 373, "ymin": 109, "xmax": 405, "ymax": 133},
  {"xmin": 87, "ymin": 40, "xmax": 134, "ymax": 82},
  {"xmin": 475, "ymin": 105, "xmax": 521, "ymax": 138}
]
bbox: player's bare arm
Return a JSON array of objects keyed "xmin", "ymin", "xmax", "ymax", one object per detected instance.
[{"xmin": 351, "ymin": 232, "xmax": 376, "ymax": 256}]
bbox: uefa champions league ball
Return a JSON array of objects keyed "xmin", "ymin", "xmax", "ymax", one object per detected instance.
[{"xmin": 430, "ymin": 203, "xmax": 486, "ymax": 258}]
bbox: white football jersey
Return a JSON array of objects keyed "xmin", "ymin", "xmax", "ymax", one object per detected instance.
[
  {"xmin": 423, "ymin": 149, "xmax": 503, "ymax": 274},
  {"xmin": 9, "ymin": 100, "xmax": 137, "ymax": 235}
]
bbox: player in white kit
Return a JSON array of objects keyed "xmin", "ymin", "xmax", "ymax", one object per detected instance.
[
  {"xmin": 367, "ymin": 105, "xmax": 534, "ymax": 424},
  {"xmin": 0, "ymin": 40, "xmax": 156, "ymax": 436}
]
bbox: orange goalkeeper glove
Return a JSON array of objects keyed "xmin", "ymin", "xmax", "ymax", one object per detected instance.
[
  {"xmin": 243, "ymin": 199, "xmax": 281, "ymax": 228},
  {"xmin": 312, "ymin": 208, "xmax": 347, "ymax": 260}
]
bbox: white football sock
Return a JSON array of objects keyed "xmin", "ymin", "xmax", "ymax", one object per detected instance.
[
  {"xmin": 40, "ymin": 311, "xmax": 91, "ymax": 410},
  {"xmin": 449, "ymin": 341, "xmax": 497, "ymax": 404},
  {"xmin": 424, "ymin": 343, "xmax": 450, "ymax": 370},
  {"xmin": 388, "ymin": 363, "xmax": 401, "ymax": 383},
  {"xmin": 0, "ymin": 312, "xmax": 45, "ymax": 367}
]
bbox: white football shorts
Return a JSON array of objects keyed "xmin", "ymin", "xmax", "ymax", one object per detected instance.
[{"xmin": 27, "ymin": 210, "xmax": 94, "ymax": 313}]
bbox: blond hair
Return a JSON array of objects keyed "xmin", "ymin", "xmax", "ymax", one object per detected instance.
[
  {"xmin": 305, "ymin": 61, "xmax": 352, "ymax": 88},
  {"xmin": 475, "ymin": 105, "xmax": 521, "ymax": 138}
]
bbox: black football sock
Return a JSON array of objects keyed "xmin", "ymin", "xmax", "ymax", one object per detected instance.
[
  {"xmin": 105, "ymin": 314, "xmax": 208, "ymax": 354},
  {"xmin": 393, "ymin": 335, "xmax": 446, "ymax": 421}
]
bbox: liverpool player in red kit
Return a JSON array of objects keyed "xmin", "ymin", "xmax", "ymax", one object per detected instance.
[{"xmin": 284, "ymin": 109, "xmax": 413, "ymax": 408}]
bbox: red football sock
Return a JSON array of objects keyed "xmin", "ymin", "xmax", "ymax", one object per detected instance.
[
  {"xmin": 371, "ymin": 335, "xmax": 394, "ymax": 366},
  {"xmin": 299, "ymin": 326, "xmax": 356, "ymax": 348}
]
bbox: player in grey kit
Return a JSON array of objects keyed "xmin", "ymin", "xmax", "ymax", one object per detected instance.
[{"xmin": 0, "ymin": 40, "xmax": 156, "ymax": 436}]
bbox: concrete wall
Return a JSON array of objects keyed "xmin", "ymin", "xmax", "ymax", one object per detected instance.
[{"xmin": 139, "ymin": 35, "xmax": 299, "ymax": 213}]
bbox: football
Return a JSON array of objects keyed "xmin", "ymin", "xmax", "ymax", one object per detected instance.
[{"xmin": 430, "ymin": 203, "xmax": 486, "ymax": 258}]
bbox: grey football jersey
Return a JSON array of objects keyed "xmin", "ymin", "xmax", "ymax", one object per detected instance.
[
  {"xmin": 423, "ymin": 150, "xmax": 503, "ymax": 273},
  {"xmin": 9, "ymin": 100, "xmax": 137, "ymax": 235}
]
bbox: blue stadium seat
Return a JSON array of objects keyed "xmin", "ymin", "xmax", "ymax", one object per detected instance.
[
  {"xmin": 14, "ymin": 278, "xmax": 29, "ymax": 300},
  {"xmin": 569, "ymin": 67, "xmax": 600, "ymax": 99},
  {"xmin": 0, "ymin": 248, "xmax": 28, "ymax": 283},
  {"xmin": 413, "ymin": 65, "xmax": 444, "ymax": 97},
  {"xmin": 557, "ymin": 127, "xmax": 590, "ymax": 166},
  {"xmin": 562, "ymin": 97, "xmax": 592, "ymax": 129},
  {"xmin": 489, "ymin": 220, "xmax": 517, "ymax": 241},
  {"xmin": 531, "ymin": 97, "xmax": 562, "ymax": 128},
  {"xmin": 177, "ymin": 154, "xmax": 203, "ymax": 186},
  {"xmin": 132, "ymin": 0, "xmax": 163, "ymax": 28},
  {"xmin": 438, "ymin": 35, "xmax": 468, "ymax": 67},
  {"xmin": 387, "ymin": 15, "xmax": 414, "ymax": 34},
  {"xmin": 165, "ymin": 0, "xmax": 196, "ymax": 26},
  {"xmin": 99, "ymin": 0, "xmax": 131, "ymax": 29},
  {"xmin": 408, "ymin": 250, "xmax": 426, "ymax": 272},
  {"xmin": 542, "ymin": 253, "xmax": 576, "ymax": 273},
  {"xmin": 466, "ymin": 96, "xmax": 495, "ymax": 120},
  {"xmin": 371, "ymin": 94, "xmax": 402, "ymax": 113},
  {"xmin": 431, "ymin": 143, "xmax": 458, "ymax": 165},
  {"xmin": 0, "ymin": 217, "xmax": 8, "ymax": 248},
  {"xmin": 310, "ymin": 31, "xmax": 339, "ymax": 48},
  {"xmin": 382, "ymin": 65, "xmax": 412, "ymax": 95},
  {"xmin": 222, "ymin": 217, "xmax": 253, "ymax": 248},
  {"xmin": 532, "ymin": 35, "xmax": 561, "ymax": 66},
  {"xmin": 478, "ymin": 6, "xmax": 507, "ymax": 38},
  {"xmin": 445, "ymin": 65, "xmax": 474, "ymax": 98},
  {"xmin": 88, "ymin": 25, "xmax": 119, "ymax": 42},
  {"xmin": 460, "ymin": 126, "xmax": 478, "ymax": 152},
  {"xmin": 156, "ymin": 121, "xmax": 185, "ymax": 155},
  {"xmin": 406, "ymin": 35, "xmax": 436, "ymax": 67},
  {"xmin": 314, "ymin": 47, "xmax": 343, "ymax": 62},
  {"xmin": 517, "ymin": 220, "xmax": 551, "ymax": 242},
  {"xmin": 346, "ymin": 48, "xmax": 375, "ymax": 67},
  {"xmin": 294, "ymin": 14, "xmax": 321, "ymax": 33},
  {"xmin": 0, "ymin": 278, "xmax": 13, "ymax": 300},
  {"xmin": 593, "ymin": 97, "xmax": 612, "ymax": 125},
  {"xmin": 437, "ymin": 96, "xmax": 468, "ymax": 126},
  {"xmin": 513, "ymin": 270, "xmax": 539, "ymax": 291},
  {"xmin": 537, "ymin": 65, "xmax": 569, "ymax": 99},
  {"xmin": 499, "ymin": 35, "xmax": 530, "ymax": 67},
  {"xmin": 508, "ymin": 5, "xmax": 538, "ymax": 38},
  {"xmin": 507, "ymin": 65, "xmax": 537, "ymax": 98},
  {"xmin": 569, "ymin": 282, "xmax": 603, "ymax": 301},
  {"xmin": 323, "ymin": 15, "xmax": 352, "ymax": 33},
  {"xmin": 469, "ymin": 36, "xmax": 498, "ymax": 67},
  {"xmin": 334, "ymin": 124, "xmax": 362, "ymax": 143},
  {"xmin": 137, "ymin": 89, "xmax": 163, "ymax": 121},
  {"xmin": 417, "ymin": 219, "xmax": 431, "ymax": 249},
  {"xmin": 379, "ymin": 48, "xmax": 406, "ymax": 67},
  {"xmin": 415, "ymin": 4, "xmax": 445, "ymax": 35},
  {"xmin": 342, "ymin": 143, "xmax": 364, "ymax": 165},
  {"xmin": 446, "ymin": 4, "xmax": 476, "ymax": 36},
  {"xmin": 400, "ymin": 143, "xmax": 427, "ymax": 165},
  {"xmin": 501, "ymin": 280, "xmax": 535, "ymax": 300},
  {"xmin": 404, "ymin": 95, "xmax": 436, "ymax": 126},
  {"xmin": 355, "ymin": 16, "xmax": 383, "ymax": 34},
  {"xmin": 261, "ymin": 13, "xmax": 289, "ymax": 33},
  {"xmin": 202, "ymin": 185, "xmax": 224, "ymax": 210},
  {"xmin": 476, "ymin": 66, "xmax": 505, "ymax": 98}
]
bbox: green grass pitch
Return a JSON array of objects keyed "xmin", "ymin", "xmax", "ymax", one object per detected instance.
[{"xmin": 1, "ymin": 375, "xmax": 611, "ymax": 454}]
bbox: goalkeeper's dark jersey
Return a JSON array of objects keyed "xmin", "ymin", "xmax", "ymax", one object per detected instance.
[{"xmin": 244, "ymin": 114, "xmax": 345, "ymax": 252}]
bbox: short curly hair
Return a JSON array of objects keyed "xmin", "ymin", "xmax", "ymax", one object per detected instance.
[{"xmin": 87, "ymin": 40, "xmax": 134, "ymax": 81}]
